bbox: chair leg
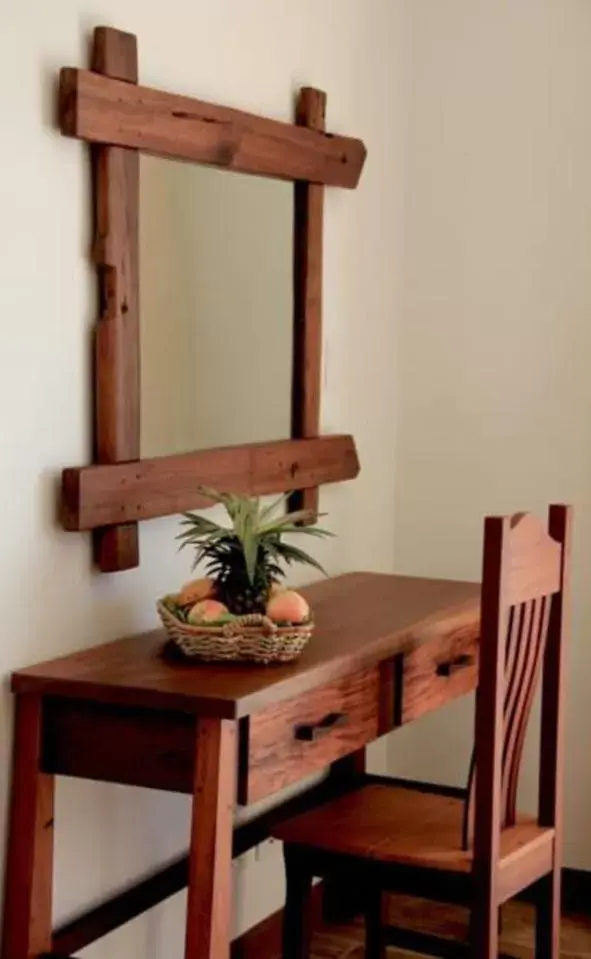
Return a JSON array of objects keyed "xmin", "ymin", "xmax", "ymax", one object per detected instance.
[
  {"xmin": 469, "ymin": 898, "xmax": 500, "ymax": 958},
  {"xmin": 283, "ymin": 846, "xmax": 313, "ymax": 959},
  {"xmin": 535, "ymin": 867, "xmax": 561, "ymax": 958},
  {"xmin": 364, "ymin": 888, "xmax": 386, "ymax": 959}
]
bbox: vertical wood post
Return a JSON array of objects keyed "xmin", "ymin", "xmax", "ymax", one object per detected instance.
[
  {"xmin": 91, "ymin": 26, "xmax": 141, "ymax": 572},
  {"xmin": 1, "ymin": 695, "xmax": 55, "ymax": 959},
  {"xmin": 185, "ymin": 718, "xmax": 237, "ymax": 959},
  {"xmin": 291, "ymin": 87, "xmax": 326, "ymax": 519},
  {"xmin": 536, "ymin": 504, "xmax": 572, "ymax": 958},
  {"xmin": 471, "ymin": 516, "xmax": 509, "ymax": 957}
]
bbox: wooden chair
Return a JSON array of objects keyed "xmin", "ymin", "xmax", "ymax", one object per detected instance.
[{"xmin": 271, "ymin": 505, "xmax": 572, "ymax": 958}]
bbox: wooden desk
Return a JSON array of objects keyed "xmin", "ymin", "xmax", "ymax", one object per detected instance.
[{"xmin": 2, "ymin": 572, "xmax": 480, "ymax": 959}]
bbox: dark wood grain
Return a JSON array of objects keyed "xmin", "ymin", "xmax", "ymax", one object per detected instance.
[
  {"xmin": 395, "ymin": 606, "xmax": 479, "ymax": 725},
  {"xmin": 273, "ymin": 782, "xmax": 549, "ymax": 876},
  {"xmin": 61, "ymin": 433, "xmax": 360, "ymax": 531},
  {"xmin": 59, "ymin": 68, "xmax": 366, "ymax": 188},
  {"xmin": 291, "ymin": 88, "xmax": 326, "ymax": 518},
  {"xmin": 90, "ymin": 26, "xmax": 140, "ymax": 572},
  {"xmin": 242, "ymin": 667, "xmax": 380, "ymax": 804},
  {"xmin": 12, "ymin": 573, "xmax": 480, "ymax": 719},
  {"xmin": 186, "ymin": 718, "xmax": 237, "ymax": 959},
  {"xmin": 1, "ymin": 695, "xmax": 55, "ymax": 959},
  {"xmin": 43, "ymin": 698, "xmax": 196, "ymax": 792}
]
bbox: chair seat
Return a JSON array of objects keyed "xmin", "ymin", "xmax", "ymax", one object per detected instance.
[{"xmin": 272, "ymin": 783, "xmax": 550, "ymax": 875}]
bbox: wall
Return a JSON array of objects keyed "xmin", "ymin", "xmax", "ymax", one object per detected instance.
[
  {"xmin": 0, "ymin": 1, "xmax": 403, "ymax": 956},
  {"xmin": 390, "ymin": 0, "xmax": 591, "ymax": 871},
  {"xmin": 5, "ymin": 2, "xmax": 590, "ymax": 953}
]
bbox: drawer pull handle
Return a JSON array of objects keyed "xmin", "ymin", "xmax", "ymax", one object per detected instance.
[
  {"xmin": 436, "ymin": 654, "xmax": 473, "ymax": 677},
  {"xmin": 294, "ymin": 712, "xmax": 348, "ymax": 742}
]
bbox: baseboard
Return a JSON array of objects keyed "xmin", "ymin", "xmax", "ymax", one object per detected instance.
[{"xmin": 560, "ymin": 868, "xmax": 591, "ymax": 916}]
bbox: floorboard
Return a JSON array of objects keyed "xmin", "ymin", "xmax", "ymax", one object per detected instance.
[{"xmin": 303, "ymin": 895, "xmax": 591, "ymax": 959}]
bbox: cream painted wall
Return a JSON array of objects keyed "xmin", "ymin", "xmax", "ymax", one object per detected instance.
[
  {"xmin": 0, "ymin": 2, "xmax": 402, "ymax": 955},
  {"xmin": 5, "ymin": 1, "xmax": 589, "ymax": 953},
  {"xmin": 390, "ymin": 0, "xmax": 591, "ymax": 871}
]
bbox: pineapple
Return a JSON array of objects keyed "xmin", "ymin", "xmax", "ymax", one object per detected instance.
[{"xmin": 177, "ymin": 489, "xmax": 332, "ymax": 616}]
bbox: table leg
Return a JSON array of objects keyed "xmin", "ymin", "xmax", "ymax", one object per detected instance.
[
  {"xmin": 1, "ymin": 694, "xmax": 54, "ymax": 959},
  {"xmin": 185, "ymin": 717, "xmax": 237, "ymax": 959}
]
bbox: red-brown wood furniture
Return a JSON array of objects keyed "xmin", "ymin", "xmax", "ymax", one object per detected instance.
[
  {"xmin": 272, "ymin": 506, "xmax": 572, "ymax": 959},
  {"xmin": 2, "ymin": 571, "xmax": 482, "ymax": 959},
  {"xmin": 57, "ymin": 26, "xmax": 367, "ymax": 573}
]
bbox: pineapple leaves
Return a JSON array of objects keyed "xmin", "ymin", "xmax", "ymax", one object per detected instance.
[
  {"xmin": 259, "ymin": 494, "xmax": 288, "ymax": 523},
  {"xmin": 178, "ymin": 488, "xmax": 333, "ymax": 594},
  {"xmin": 233, "ymin": 496, "xmax": 259, "ymax": 586},
  {"xmin": 258, "ymin": 509, "xmax": 320, "ymax": 535},
  {"xmin": 266, "ymin": 540, "xmax": 328, "ymax": 576}
]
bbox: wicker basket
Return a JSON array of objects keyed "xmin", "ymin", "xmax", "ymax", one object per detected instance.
[{"xmin": 157, "ymin": 599, "xmax": 314, "ymax": 664}]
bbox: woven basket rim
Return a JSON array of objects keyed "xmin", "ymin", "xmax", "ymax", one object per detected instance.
[{"xmin": 157, "ymin": 598, "xmax": 314, "ymax": 639}]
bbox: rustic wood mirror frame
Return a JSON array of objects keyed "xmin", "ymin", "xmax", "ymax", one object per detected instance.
[{"xmin": 59, "ymin": 26, "xmax": 366, "ymax": 573}]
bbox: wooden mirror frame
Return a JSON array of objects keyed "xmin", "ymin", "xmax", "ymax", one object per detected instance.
[{"xmin": 59, "ymin": 26, "xmax": 366, "ymax": 572}]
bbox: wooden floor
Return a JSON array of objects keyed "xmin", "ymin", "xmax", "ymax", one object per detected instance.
[{"xmin": 306, "ymin": 895, "xmax": 591, "ymax": 958}]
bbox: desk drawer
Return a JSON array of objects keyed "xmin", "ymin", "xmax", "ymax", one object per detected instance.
[
  {"xmin": 396, "ymin": 623, "xmax": 478, "ymax": 725},
  {"xmin": 241, "ymin": 667, "xmax": 380, "ymax": 804}
]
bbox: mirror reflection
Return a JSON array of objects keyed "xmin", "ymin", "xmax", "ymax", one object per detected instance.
[{"xmin": 139, "ymin": 157, "xmax": 293, "ymax": 458}]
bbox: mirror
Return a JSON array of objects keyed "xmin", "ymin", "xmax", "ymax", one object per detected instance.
[{"xmin": 139, "ymin": 157, "xmax": 294, "ymax": 458}]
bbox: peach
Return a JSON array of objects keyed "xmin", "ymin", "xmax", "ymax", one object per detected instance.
[
  {"xmin": 266, "ymin": 590, "xmax": 310, "ymax": 625},
  {"xmin": 178, "ymin": 577, "xmax": 216, "ymax": 607},
  {"xmin": 187, "ymin": 599, "xmax": 228, "ymax": 624}
]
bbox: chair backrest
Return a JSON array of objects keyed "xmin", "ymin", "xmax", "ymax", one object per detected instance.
[{"xmin": 464, "ymin": 505, "xmax": 571, "ymax": 860}]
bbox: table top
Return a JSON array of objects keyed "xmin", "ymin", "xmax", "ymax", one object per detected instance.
[{"xmin": 13, "ymin": 572, "xmax": 480, "ymax": 718}]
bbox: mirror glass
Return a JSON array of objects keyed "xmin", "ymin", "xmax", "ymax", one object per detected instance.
[{"xmin": 139, "ymin": 157, "xmax": 293, "ymax": 458}]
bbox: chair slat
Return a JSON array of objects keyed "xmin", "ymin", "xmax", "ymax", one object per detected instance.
[
  {"xmin": 506, "ymin": 595, "xmax": 551, "ymax": 820},
  {"xmin": 502, "ymin": 598, "xmax": 538, "ymax": 825}
]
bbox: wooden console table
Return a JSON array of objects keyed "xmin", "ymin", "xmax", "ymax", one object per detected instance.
[{"xmin": 1, "ymin": 572, "xmax": 480, "ymax": 959}]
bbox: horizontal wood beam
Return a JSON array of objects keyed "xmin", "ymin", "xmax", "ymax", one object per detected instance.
[
  {"xmin": 59, "ymin": 68, "xmax": 366, "ymax": 188},
  {"xmin": 61, "ymin": 434, "xmax": 359, "ymax": 531}
]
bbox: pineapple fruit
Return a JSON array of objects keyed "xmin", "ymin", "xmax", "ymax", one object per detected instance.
[{"xmin": 175, "ymin": 489, "xmax": 332, "ymax": 621}]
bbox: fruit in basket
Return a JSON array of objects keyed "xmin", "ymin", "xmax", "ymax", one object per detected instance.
[
  {"xmin": 178, "ymin": 576, "xmax": 216, "ymax": 607},
  {"xmin": 187, "ymin": 599, "xmax": 229, "ymax": 624},
  {"xmin": 266, "ymin": 590, "xmax": 310, "ymax": 625},
  {"xmin": 177, "ymin": 490, "xmax": 332, "ymax": 616}
]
